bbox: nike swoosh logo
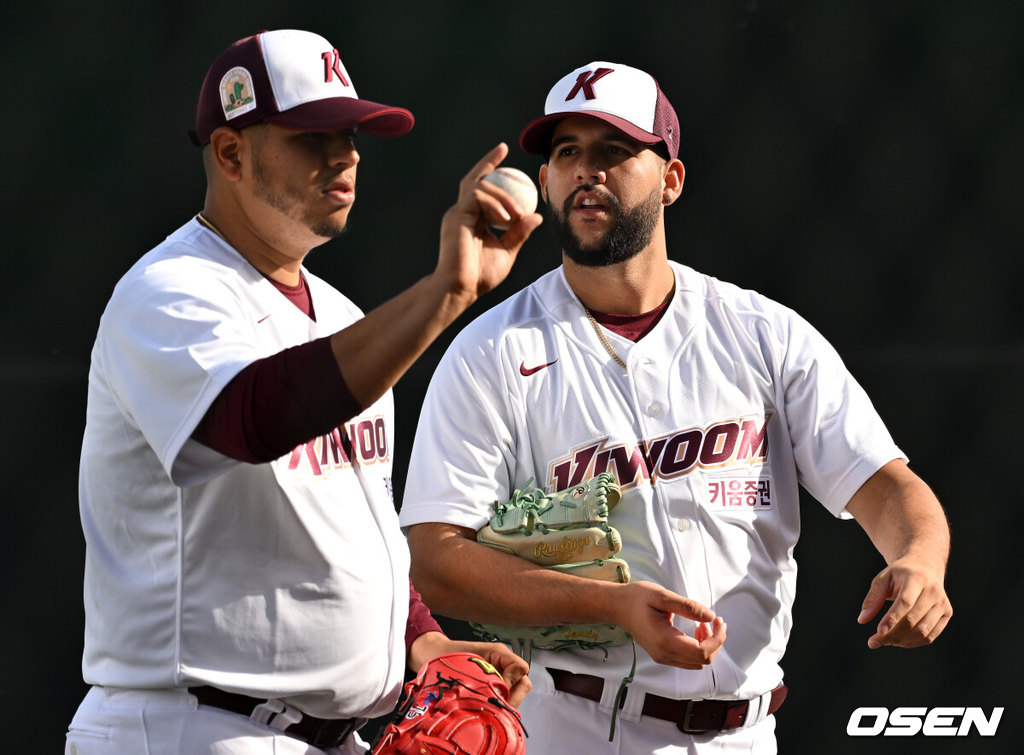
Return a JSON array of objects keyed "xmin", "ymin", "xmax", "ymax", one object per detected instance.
[
  {"xmin": 257, "ymin": 315, "xmax": 271, "ymax": 324},
  {"xmin": 520, "ymin": 359, "xmax": 557, "ymax": 376}
]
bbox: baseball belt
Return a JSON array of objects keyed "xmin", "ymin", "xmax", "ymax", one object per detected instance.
[
  {"xmin": 547, "ymin": 669, "xmax": 788, "ymax": 734},
  {"xmin": 190, "ymin": 686, "xmax": 360, "ymax": 748}
]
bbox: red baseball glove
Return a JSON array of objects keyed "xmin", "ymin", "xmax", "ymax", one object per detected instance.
[{"xmin": 371, "ymin": 653, "xmax": 526, "ymax": 755}]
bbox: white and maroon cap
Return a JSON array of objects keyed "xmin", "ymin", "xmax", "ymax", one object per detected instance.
[
  {"xmin": 519, "ymin": 62, "xmax": 679, "ymax": 160},
  {"xmin": 190, "ymin": 29, "xmax": 414, "ymax": 146}
]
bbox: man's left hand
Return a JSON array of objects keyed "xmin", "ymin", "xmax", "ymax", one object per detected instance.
[
  {"xmin": 408, "ymin": 631, "xmax": 531, "ymax": 707},
  {"xmin": 857, "ymin": 555, "xmax": 953, "ymax": 649}
]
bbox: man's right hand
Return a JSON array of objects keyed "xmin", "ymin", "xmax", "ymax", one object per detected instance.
[{"xmin": 436, "ymin": 143, "xmax": 544, "ymax": 306}]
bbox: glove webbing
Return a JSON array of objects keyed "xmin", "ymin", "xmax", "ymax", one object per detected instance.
[
  {"xmin": 492, "ymin": 478, "xmax": 611, "ymax": 536},
  {"xmin": 492, "ymin": 478, "xmax": 548, "ymax": 530}
]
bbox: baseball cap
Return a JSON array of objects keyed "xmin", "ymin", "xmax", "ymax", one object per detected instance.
[
  {"xmin": 519, "ymin": 62, "xmax": 679, "ymax": 160},
  {"xmin": 189, "ymin": 29, "xmax": 414, "ymax": 147}
]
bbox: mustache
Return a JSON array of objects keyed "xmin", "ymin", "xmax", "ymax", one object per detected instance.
[{"xmin": 558, "ymin": 184, "xmax": 622, "ymax": 216}]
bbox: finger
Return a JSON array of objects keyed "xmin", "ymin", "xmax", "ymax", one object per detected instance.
[
  {"xmin": 924, "ymin": 604, "xmax": 953, "ymax": 645},
  {"xmin": 875, "ymin": 580, "xmax": 923, "ymax": 641},
  {"xmin": 460, "ymin": 143, "xmax": 510, "ymax": 191},
  {"xmin": 857, "ymin": 571, "xmax": 895, "ymax": 624},
  {"xmin": 507, "ymin": 673, "xmax": 532, "ymax": 708},
  {"xmin": 653, "ymin": 592, "xmax": 716, "ymax": 624},
  {"xmin": 475, "ymin": 178, "xmax": 527, "ymax": 219},
  {"xmin": 652, "ymin": 636, "xmax": 706, "ymax": 670},
  {"xmin": 682, "ymin": 617, "xmax": 726, "ymax": 666},
  {"xmin": 479, "ymin": 645, "xmax": 530, "ymax": 689},
  {"xmin": 485, "ymin": 645, "xmax": 529, "ymax": 674},
  {"xmin": 698, "ymin": 617, "xmax": 727, "ymax": 661},
  {"xmin": 887, "ymin": 598, "xmax": 952, "ymax": 648},
  {"xmin": 470, "ymin": 187, "xmax": 515, "ymax": 229},
  {"xmin": 650, "ymin": 620, "xmax": 726, "ymax": 670},
  {"xmin": 895, "ymin": 603, "xmax": 944, "ymax": 648},
  {"xmin": 694, "ymin": 621, "xmax": 709, "ymax": 643},
  {"xmin": 464, "ymin": 644, "xmax": 531, "ymax": 707},
  {"xmin": 707, "ymin": 616, "xmax": 727, "ymax": 644},
  {"xmin": 495, "ymin": 213, "xmax": 544, "ymax": 251},
  {"xmin": 867, "ymin": 610, "xmax": 901, "ymax": 649},
  {"xmin": 867, "ymin": 600, "xmax": 923, "ymax": 650}
]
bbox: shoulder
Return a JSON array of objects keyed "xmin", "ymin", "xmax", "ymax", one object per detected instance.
[
  {"xmin": 674, "ymin": 262, "xmax": 782, "ymax": 313},
  {"xmin": 673, "ymin": 261, "xmax": 806, "ymax": 335},
  {"xmin": 108, "ymin": 220, "xmax": 260, "ymax": 311}
]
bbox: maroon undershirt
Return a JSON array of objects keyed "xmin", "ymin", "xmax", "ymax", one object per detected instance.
[
  {"xmin": 589, "ymin": 297, "xmax": 671, "ymax": 341},
  {"xmin": 191, "ymin": 273, "xmax": 442, "ymax": 652}
]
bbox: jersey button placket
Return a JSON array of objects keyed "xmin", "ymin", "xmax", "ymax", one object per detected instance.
[{"xmin": 633, "ymin": 356, "xmax": 668, "ymax": 429}]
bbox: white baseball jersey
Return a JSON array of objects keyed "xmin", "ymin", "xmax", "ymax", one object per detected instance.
[
  {"xmin": 399, "ymin": 261, "xmax": 904, "ymax": 711},
  {"xmin": 78, "ymin": 218, "xmax": 409, "ymax": 720}
]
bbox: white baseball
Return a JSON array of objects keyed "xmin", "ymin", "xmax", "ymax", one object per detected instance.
[{"xmin": 482, "ymin": 167, "xmax": 538, "ymax": 229}]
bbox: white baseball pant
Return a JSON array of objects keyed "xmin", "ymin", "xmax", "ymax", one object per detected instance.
[{"xmin": 65, "ymin": 686, "xmax": 369, "ymax": 755}]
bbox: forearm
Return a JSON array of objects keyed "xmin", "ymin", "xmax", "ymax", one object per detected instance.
[
  {"xmin": 331, "ymin": 272, "xmax": 475, "ymax": 410},
  {"xmin": 407, "ymin": 522, "xmax": 625, "ymax": 627},
  {"xmin": 848, "ymin": 459, "xmax": 953, "ymax": 647},
  {"xmin": 847, "ymin": 459, "xmax": 950, "ymax": 570},
  {"xmin": 408, "ymin": 521, "xmax": 725, "ymax": 669}
]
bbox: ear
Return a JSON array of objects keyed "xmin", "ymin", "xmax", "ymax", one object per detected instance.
[
  {"xmin": 538, "ymin": 163, "xmax": 549, "ymax": 204},
  {"xmin": 662, "ymin": 159, "xmax": 685, "ymax": 206},
  {"xmin": 207, "ymin": 127, "xmax": 246, "ymax": 182}
]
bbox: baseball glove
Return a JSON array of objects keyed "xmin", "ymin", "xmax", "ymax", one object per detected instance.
[
  {"xmin": 370, "ymin": 653, "xmax": 526, "ymax": 755},
  {"xmin": 471, "ymin": 472, "xmax": 631, "ymax": 660}
]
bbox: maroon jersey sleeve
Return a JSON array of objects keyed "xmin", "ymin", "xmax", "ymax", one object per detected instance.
[
  {"xmin": 192, "ymin": 337, "xmax": 362, "ymax": 462},
  {"xmin": 406, "ymin": 579, "xmax": 444, "ymax": 654}
]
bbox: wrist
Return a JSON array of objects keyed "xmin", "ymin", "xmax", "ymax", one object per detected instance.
[
  {"xmin": 574, "ymin": 579, "xmax": 628, "ymax": 627},
  {"xmin": 407, "ymin": 630, "xmax": 451, "ymax": 672},
  {"xmin": 891, "ymin": 549, "xmax": 948, "ymax": 576},
  {"xmin": 425, "ymin": 268, "xmax": 478, "ymax": 315}
]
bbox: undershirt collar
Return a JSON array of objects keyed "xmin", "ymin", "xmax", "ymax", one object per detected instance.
[
  {"xmin": 588, "ymin": 299, "xmax": 670, "ymax": 343},
  {"xmin": 265, "ymin": 273, "xmax": 316, "ymax": 321}
]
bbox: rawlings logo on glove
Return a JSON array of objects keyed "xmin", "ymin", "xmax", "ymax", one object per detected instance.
[{"xmin": 371, "ymin": 653, "xmax": 526, "ymax": 755}]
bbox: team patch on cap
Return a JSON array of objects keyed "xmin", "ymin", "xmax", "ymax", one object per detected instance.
[{"xmin": 219, "ymin": 66, "xmax": 257, "ymax": 120}]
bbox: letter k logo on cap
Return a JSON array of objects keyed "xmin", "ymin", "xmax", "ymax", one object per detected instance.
[{"xmin": 565, "ymin": 68, "xmax": 614, "ymax": 101}]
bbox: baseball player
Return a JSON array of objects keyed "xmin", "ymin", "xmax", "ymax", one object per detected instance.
[
  {"xmin": 398, "ymin": 62, "xmax": 952, "ymax": 753},
  {"xmin": 65, "ymin": 30, "xmax": 540, "ymax": 755}
]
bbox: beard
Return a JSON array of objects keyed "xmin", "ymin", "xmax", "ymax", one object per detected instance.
[
  {"xmin": 307, "ymin": 215, "xmax": 349, "ymax": 240},
  {"xmin": 251, "ymin": 146, "xmax": 349, "ymax": 240},
  {"xmin": 546, "ymin": 184, "xmax": 661, "ymax": 268}
]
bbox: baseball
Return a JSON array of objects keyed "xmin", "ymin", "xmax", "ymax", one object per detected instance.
[{"xmin": 482, "ymin": 167, "xmax": 538, "ymax": 229}]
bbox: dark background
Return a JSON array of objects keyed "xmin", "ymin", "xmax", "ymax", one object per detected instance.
[{"xmin": 4, "ymin": 1, "xmax": 1021, "ymax": 753}]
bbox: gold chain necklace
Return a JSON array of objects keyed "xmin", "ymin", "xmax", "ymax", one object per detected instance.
[
  {"xmin": 196, "ymin": 212, "xmax": 228, "ymax": 243},
  {"xmin": 583, "ymin": 306, "xmax": 628, "ymax": 370}
]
